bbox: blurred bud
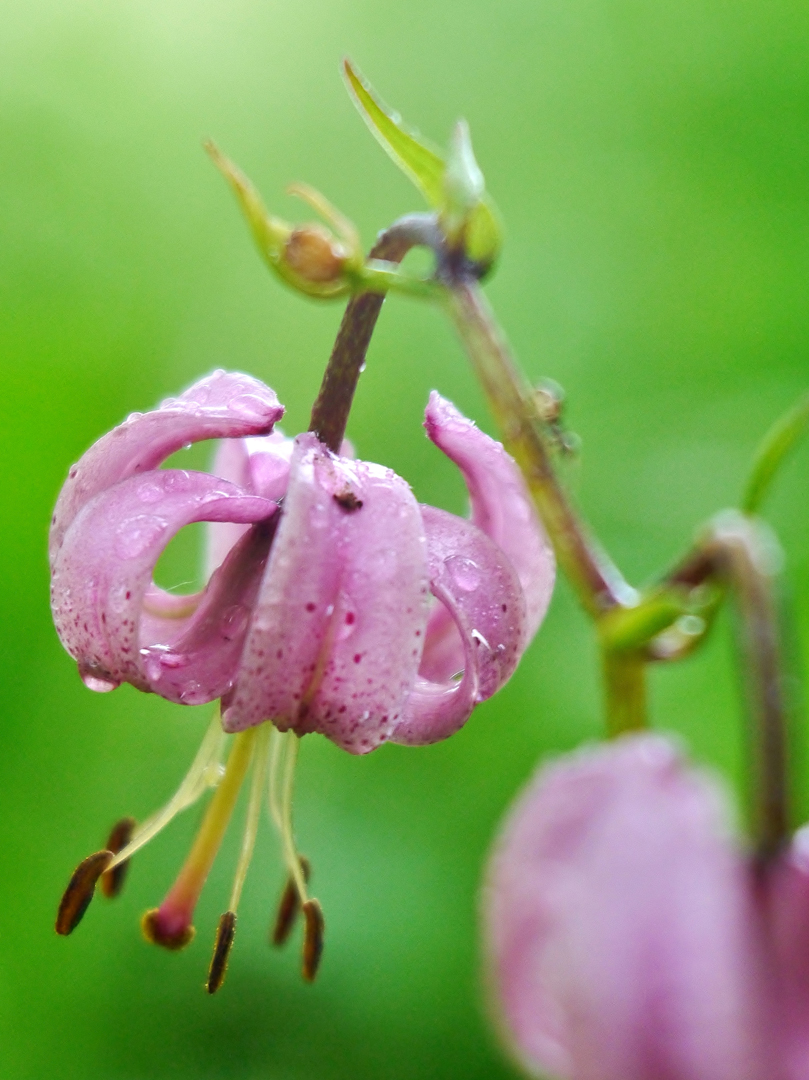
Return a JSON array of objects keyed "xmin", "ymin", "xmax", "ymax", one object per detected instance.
[
  {"xmin": 442, "ymin": 120, "xmax": 485, "ymax": 245},
  {"xmin": 284, "ymin": 226, "xmax": 347, "ymax": 284},
  {"xmin": 206, "ymin": 142, "xmax": 362, "ymax": 299}
]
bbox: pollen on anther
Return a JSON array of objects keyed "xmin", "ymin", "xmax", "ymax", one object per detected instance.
[{"xmin": 206, "ymin": 911, "xmax": 237, "ymax": 994}]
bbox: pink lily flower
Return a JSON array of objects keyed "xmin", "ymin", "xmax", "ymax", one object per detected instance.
[
  {"xmin": 51, "ymin": 368, "xmax": 554, "ymax": 988},
  {"xmin": 483, "ymin": 733, "xmax": 809, "ymax": 1080}
]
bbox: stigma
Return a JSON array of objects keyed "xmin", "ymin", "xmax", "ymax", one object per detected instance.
[{"xmin": 55, "ymin": 706, "xmax": 323, "ymax": 993}]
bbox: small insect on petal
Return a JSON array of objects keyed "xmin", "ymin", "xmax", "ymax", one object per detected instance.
[
  {"xmin": 206, "ymin": 911, "xmax": 237, "ymax": 994},
  {"xmin": 272, "ymin": 856, "xmax": 311, "ymax": 946},
  {"xmin": 302, "ymin": 898, "xmax": 325, "ymax": 982},
  {"xmin": 100, "ymin": 816, "xmax": 136, "ymax": 899},
  {"xmin": 55, "ymin": 850, "xmax": 114, "ymax": 935}
]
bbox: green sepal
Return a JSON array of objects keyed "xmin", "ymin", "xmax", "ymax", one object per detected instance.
[{"xmin": 343, "ymin": 59, "xmax": 502, "ymax": 271}]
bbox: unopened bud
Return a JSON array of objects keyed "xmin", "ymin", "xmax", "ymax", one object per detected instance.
[{"xmin": 284, "ymin": 227, "xmax": 347, "ymax": 284}]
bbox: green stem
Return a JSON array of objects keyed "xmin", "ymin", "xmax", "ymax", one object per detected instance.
[
  {"xmin": 743, "ymin": 390, "xmax": 809, "ymax": 514},
  {"xmin": 444, "ymin": 279, "xmax": 634, "ymax": 620},
  {"xmin": 602, "ymin": 651, "xmax": 647, "ymax": 736}
]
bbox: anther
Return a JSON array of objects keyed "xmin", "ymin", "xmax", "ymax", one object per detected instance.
[
  {"xmin": 301, "ymin": 898, "xmax": 325, "ymax": 982},
  {"xmin": 141, "ymin": 908, "xmax": 196, "ymax": 951},
  {"xmin": 206, "ymin": 911, "xmax": 237, "ymax": 994},
  {"xmin": 100, "ymin": 816, "xmax": 136, "ymax": 899},
  {"xmin": 55, "ymin": 850, "xmax": 114, "ymax": 935},
  {"xmin": 272, "ymin": 856, "xmax": 311, "ymax": 946}
]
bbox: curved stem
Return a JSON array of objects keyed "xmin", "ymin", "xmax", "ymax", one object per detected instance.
[
  {"xmin": 308, "ymin": 213, "xmax": 440, "ymax": 452},
  {"xmin": 444, "ymin": 279, "xmax": 634, "ymax": 620}
]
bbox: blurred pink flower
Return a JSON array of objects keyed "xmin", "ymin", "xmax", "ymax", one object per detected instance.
[
  {"xmin": 50, "ymin": 369, "xmax": 555, "ymax": 753},
  {"xmin": 483, "ymin": 734, "xmax": 809, "ymax": 1080}
]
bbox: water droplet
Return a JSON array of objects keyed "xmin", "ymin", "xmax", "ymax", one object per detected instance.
[
  {"xmin": 114, "ymin": 516, "xmax": 167, "ymax": 559},
  {"xmin": 163, "ymin": 470, "xmax": 191, "ymax": 492},
  {"xmin": 228, "ymin": 394, "xmax": 270, "ymax": 421},
  {"xmin": 143, "ymin": 656, "xmax": 164, "ymax": 682},
  {"xmin": 79, "ymin": 664, "xmax": 119, "ymax": 693},
  {"xmin": 445, "ymin": 555, "xmax": 480, "ymax": 592},
  {"xmin": 137, "ymin": 478, "xmax": 164, "ymax": 504},
  {"xmin": 179, "ymin": 680, "xmax": 205, "ymax": 704},
  {"xmin": 221, "ymin": 605, "xmax": 249, "ymax": 640}
]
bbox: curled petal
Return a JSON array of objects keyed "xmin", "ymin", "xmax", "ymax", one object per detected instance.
[
  {"xmin": 206, "ymin": 431, "xmax": 294, "ymax": 576},
  {"xmin": 483, "ymin": 735, "xmax": 769, "ymax": 1080},
  {"xmin": 50, "ymin": 370, "xmax": 283, "ymax": 564},
  {"xmin": 51, "ymin": 468, "xmax": 276, "ymax": 701},
  {"xmin": 223, "ymin": 435, "xmax": 431, "ymax": 753},
  {"xmin": 424, "ymin": 391, "xmax": 555, "ymax": 637},
  {"xmin": 391, "ymin": 505, "xmax": 527, "ymax": 747}
]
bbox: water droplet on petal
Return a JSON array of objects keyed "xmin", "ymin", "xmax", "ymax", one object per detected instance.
[
  {"xmin": 143, "ymin": 655, "xmax": 164, "ymax": 683},
  {"xmin": 79, "ymin": 664, "xmax": 120, "ymax": 693},
  {"xmin": 445, "ymin": 555, "xmax": 480, "ymax": 592},
  {"xmin": 221, "ymin": 604, "xmax": 249, "ymax": 640},
  {"xmin": 179, "ymin": 680, "xmax": 205, "ymax": 705},
  {"xmin": 163, "ymin": 471, "xmax": 191, "ymax": 492},
  {"xmin": 228, "ymin": 394, "xmax": 270, "ymax": 421},
  {"xmin": 137, "ymin": 478, "xmax": 164, "ymax": 504},
  {"xmin": 115, "ymin": 516, "xmax": 167, "ymax": 560}
]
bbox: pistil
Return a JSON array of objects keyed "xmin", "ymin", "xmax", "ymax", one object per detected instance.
[{"xmin": 143, "ymin": 727, "xmax": 257, "ymax": 949}]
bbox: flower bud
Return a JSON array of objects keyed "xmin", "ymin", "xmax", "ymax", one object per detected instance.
[{"xmin": 283, "ymin": 225, "xmax": 347, "ymax": 284}]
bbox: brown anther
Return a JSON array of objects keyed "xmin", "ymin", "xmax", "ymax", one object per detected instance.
[
  {"xmin": 272, "ymin": 856, "xmax": 311, "ymax": 947},
  {"xmin": 141, "ymin": 908, "xmax": 196, "ymax": 951},
  {"xmin": 333, "ymin": 490, "xmax": 363, "ymax": 511},
  {"xmin": 55, "ymin": 850, "xmax": 114, "ymax": 935},
  {"xmin": 301, "ymin": 898, "xmax": 325, "ymax": 982},
  {"xmin": 285, "ymin": 226, "xmax": 346, "ymax": 283},
  {"xmin": 206, "ymin": 911, "xmax": 237, "ymax": 994},
  {"xmin": 100, "ymin": 816, "xmax": 136, "ymax": 899}
]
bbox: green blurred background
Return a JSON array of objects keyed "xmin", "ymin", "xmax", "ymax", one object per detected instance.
[{"xmin": 1, "ymin": 1, "xmax": 808, "ymax": 1077}]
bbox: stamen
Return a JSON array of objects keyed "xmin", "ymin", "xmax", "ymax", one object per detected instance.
[
  {"xmin": 143, "ymin": 727, "xmax": 256, "ymax": 951},
  {"xmin": 107, "ymin": 708, "xmax": 226, "ymax": 874},
  {"xmin": 272, "ymin": 856, "xmax": 311, "ymax": 946},
  {"xmin": 56, "ymin": 850, "xmax": 114, "ymax": 935},
  {"xmin": 228, "ymin": 723, "xmax": 272, "ymax": 913},
  {"xmin": 302, "ymin": 898, "xmax": 325, "ymax": 982},
  {"xmin": 279, "ymin": 733, "xmax": 309, "ymax": 903},
  {"xmin": 206, "ymin": 911, "xmax": 237, "ymax": 994},
  {"xmin": 100, "ymin": 817, "xmax": 136, "ymax": 898}
]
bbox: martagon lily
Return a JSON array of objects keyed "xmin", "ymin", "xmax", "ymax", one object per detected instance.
[
  {"xmin": 483, "ymin": 733, "xmax": 809, "ymax": 1080},
  {"xmin": 51, "ymin": 368, "xmax": 554, "ymax": 990}
]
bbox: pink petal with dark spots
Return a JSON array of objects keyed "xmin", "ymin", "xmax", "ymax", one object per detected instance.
[
  {"xmin": 51, "ymin": 468, "xmax": 276, "ymax": 701},
  {"xmin": 50, "ymin": 370, "xmax": 283, "ymax": 564},
  {"xmin": 391, "ymin": 505, "xmax": 527, "ymax": 747}
]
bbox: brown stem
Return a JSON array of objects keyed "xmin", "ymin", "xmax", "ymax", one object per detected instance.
[
  {"xmin": 704, "ymin": 515, "xmax": 789, "ymax": 863},
  {"xmin": 308, "ymin": 213, "xmax": 440, "ymax": 452}
]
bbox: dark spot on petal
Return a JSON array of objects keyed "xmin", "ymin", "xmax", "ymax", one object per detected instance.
[
  {"xmin": 345, "ymin": 612, "xmax": 355, "ymax": 625},
  {"xmin": 353, "ymin": 654, "xmax": 361, "ymax": 664},
  {"xmin": 306, "ymin": 602, "xmax": 316, "ymax": 612}
]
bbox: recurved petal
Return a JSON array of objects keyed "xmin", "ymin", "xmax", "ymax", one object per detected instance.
[
  {"xmin": 50, "ymin": 370, "xmax": 283, "ymax": 563},
  {"xmin": 300, "ymin": 453, "xmax": 430, "ymax": 754},
  {"xmin": 51, "ymin": 468, "xmax": 275, "ymax": 701},
  {"xmin": 390, "ymin": 505, "xmax": 527, "ymax": 747},
  {"xmin": 206, "ymin": 431, "xmax": 295, "ymax": 576},
  {"xmin": 222, "ymin": 436, "xmax": 431, "ymax": 754},
  {"xmin": 424, "ymin": 391, "xmax": 555, "ymax": 637},
  {"xmin": 221, "ymin": 433, "xmax": 344, "ymax": 733},
  {"xmin": 483, "ymin": 735, "xmax": 769, "ymax": 1080}
]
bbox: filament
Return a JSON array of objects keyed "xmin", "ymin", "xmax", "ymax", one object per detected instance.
[
  {"xmin": 107, "ymin": 707, "xmax": 227, "ymax": 872},
  {"xmin": 156, "ymin": 727, "xmax": 256, "ymax": 927},
  {"xmin": 280, "ymin": 732, "xmax": 309, "ymax": 903},
  {"xmin": 228, "ymin": 723, "xmax": 272, "ymax": 912}
]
